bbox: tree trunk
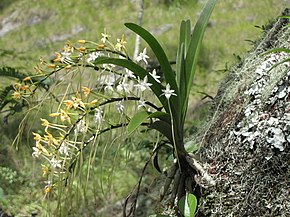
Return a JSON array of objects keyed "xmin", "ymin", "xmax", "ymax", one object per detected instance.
[{"xmin": 198, "ymin": 8, "xmax": 290, "ymax": 217}]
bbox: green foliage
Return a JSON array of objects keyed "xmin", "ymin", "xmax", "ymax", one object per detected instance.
[
  {"xmin": 0, "ymin": 166, "xmax": 23, "ymax": 194},
  {"xmin": 128, "ymin": 111, "xmax": 149, "ymax": 135},
  {"xmin": 279, "ymin": 15, "xmax": 290, "ymax": 27},
  {"xmin": 184, "ymin": 140, "xmax": 199, "ymax": 153},
  {"xmin": 178, "ymin": 192, "xmax": 198, "ymax": 217},
  {"xmin": 0, "ymin": 0, "xmax": 18, "ymax": 11},
  {"xmin": 0, "ymin": 66, "xmax": 27, "ymax": 80},
  {"xmin": 97, "ymin": 0, "xmax": 216, "ymax": 161}
]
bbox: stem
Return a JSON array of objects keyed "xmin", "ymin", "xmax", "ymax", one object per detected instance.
[
  {"xmin": 168, "ymin": 99, "xmax": 182, "ymax": 169},
  {"xmin": 91, "ymin": 96, "xmax": 162, "ymax": 111}
]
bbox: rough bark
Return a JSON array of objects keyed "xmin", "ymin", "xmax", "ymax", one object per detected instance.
[{"xmin": 198, "ymin": 9, "xmax": 290, "ymax": 217}]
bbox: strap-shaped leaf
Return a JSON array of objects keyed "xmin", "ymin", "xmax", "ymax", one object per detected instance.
[
  {"xmin": 183, "ymin": 0, "xmax": 216, "ymax": 120},
  {"xmin": 128, "ymin": 111, "xmax": 150, "ymax": 135},
  {"xmin": 150, "ymin": 120, "xmax": 172, "ymax": 144},
  {"xmin": 176, "ymin": 20, "xmax": 191, "ymax": 126},
  {"xmin": 128, "ymin": 111, "xmax": 171, "ymax": 135},
  {"xmin": 125, "ymin": 23, "xmax": 178, "ymax": 92},
  {"xmin": 262, "ymin": 48, "xmax": 290, "ymax": 55},
  {"xmin": 148, "ymin": 111, "xmax": 171, "ymax": 124},
  {"xmin": 152, "ymin": 149, "xmax": 162, "ymax": 173},
  {"xmin": 267, "ymin": 57, "xmax": 290, "ymax": 72},
  {"xmin": 125, "ymin": 23, "xmax": 180, "ymax": 119},
  {"xmin": 279, "ymin": 15, "xmax": 290, "ymax": 19},
  {"xmin": 176, "ymin": 43, "xmax": 186, "ymax": 124}
]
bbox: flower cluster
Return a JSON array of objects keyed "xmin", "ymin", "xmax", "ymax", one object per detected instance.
[{"xmin": 24, "ymin": 30, "xmax": 177, "ymax": 194}]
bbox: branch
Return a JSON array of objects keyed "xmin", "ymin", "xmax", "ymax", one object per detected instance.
[{"xmin": 133, "ymin": 0, "xmax": 144, "ymax": 61}]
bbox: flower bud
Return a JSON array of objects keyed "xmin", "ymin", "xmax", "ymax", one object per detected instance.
[{"xmin": 77, "ymin": 39, "xmax": 86, "ymax": 44}]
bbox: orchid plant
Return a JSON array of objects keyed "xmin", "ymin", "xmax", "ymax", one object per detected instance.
[{"xmin": 10, "ymin": 0, "xmax": 216, "ymax": 215}]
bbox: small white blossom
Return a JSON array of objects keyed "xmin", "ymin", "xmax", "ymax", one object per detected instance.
[
  {"xmin": 94, "ymin": 108, "xmax": 103, "ymax": 124},
  {"xmin": 117, "ymin": 82, "xmax": 130, "ymax": 94},
  {"xmin": 32, "ymin": 147, "xmax": 41, "ymax": 158},
  {"xmin": 117, "ymin": 77, "xmax": 130, "ymax": 94},
  {"xmin": 101, "ymin": 31, "xmax": 111, "ymax": 43},
  {"xmin": 162, "ymin": 83, "xmax": 177, "ymax": 99},
  {"xmin": 87, "ymin": 52, "xmax": 100, "ymax": 63},
  {"xmin": 116, "ymin": 100, "xmax": 124, "ymax": 113},
  {"xmin": 134, "ymin": 76, "xmax": 152, "ymax": 92},
  {"xmin": 75, "ymin": 120, "xmax": 87, "ymax": 134},
  {"xmin": 149, "ymin": 69, "xmax": 161, "ymax": 83},
  {"xmin": 50, "ymin": 158, "xmax": 62, "ymax": 168},
  {"xmin": 136, "ymin": 48, "xmax": 149, "ymax": 65},
  {"xmin": 60, "ymin": 51, "xmax": 72, "ymax": 63},
  {"xmin": 59, "ymin": 142, "xmax": 70, "ymax": 156},
  {"xmin": 137, "ymin": 99, "xmax": 146, "ymax": 110},
  {"xmin": 125, "ymin": 69, "xmax": 136, "ymax": 79},
  {"xmin": 104, "ymin": 79, "xmax": 114, "ymax": 92}
]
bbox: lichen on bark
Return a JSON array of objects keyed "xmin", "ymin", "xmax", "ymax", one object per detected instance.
[{"xmin": 199, "ymin": 9, "xmax": 290, "ymax": 217}]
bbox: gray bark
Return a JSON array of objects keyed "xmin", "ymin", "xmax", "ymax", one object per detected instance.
[{"xmin": 198, "ymin": 8, "xmax": 290, "ymax": 217}]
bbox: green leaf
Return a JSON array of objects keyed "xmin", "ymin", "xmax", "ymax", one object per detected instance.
[
  {"xmin": 127, "ymin": 111, "xmax": 171, "ymax": 135},
  {"xmin": 128, "ymin": 111, "xmax": 149, "ymax": 135},
  {"xmin": 267, "ymin": 57, "xmax": 290, "ymax": 72},
  {"xmin": 148, "ymin": 111, "xmax": 171, "ymax": 124},
  {"xmin": 150, "ymin": 120, "xmax": 172, "ymax": 143},
  {"xmin": 125, "ymin": 23, "xmax": 180, "ymax": 119},
  {"xmin": 183, "ymin": 0, "xmax": 216, "ymax": 123},
  {"xmin": 177, "ymin": 20, "xmax": 191, "ymax": 126},
  {"xmin": 176, "ymin": 20, "xmax": 190, "ymax": 87},
  {"xmin": 262, "ymin": 48, "xmax": 290, "ymax": 55},
  {"xmin": 279, "ymin": 15, "xmax": 290, "ymax": 19},
  {"xmin": 176, "ymin": 43, "xmax": 186, "ymax": 117},
  {"xmin": 125, "ymin": 23, "xmax": 178, "ymax": 92},
  {"xmin": 184, "ymin": 140, "xmax": 200, "ymax": 153},
  {"xmin": 152, "ymin": 150, "xmax": 162, "ymax": 173},
  {"xmin": 178, "ymin": 193, "xmax": 198, "ymax": 217}
]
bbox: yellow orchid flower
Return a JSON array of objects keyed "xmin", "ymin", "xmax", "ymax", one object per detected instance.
[{"xmin": 82, "ymin": 86, "xmax": 91, "ymax": 97}]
